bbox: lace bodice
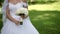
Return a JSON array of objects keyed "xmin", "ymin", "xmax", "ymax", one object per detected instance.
[{"xmin": 9, "ymin": 2, "xmax": 23, "ymax": 14}]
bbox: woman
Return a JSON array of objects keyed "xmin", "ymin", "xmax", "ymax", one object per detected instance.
[{"xmin": 1, "ymin": 0, "xmax": 39, "ymax": 34}]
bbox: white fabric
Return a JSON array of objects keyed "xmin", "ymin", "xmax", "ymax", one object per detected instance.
[
  {"xmin": 2, "ymin": 0, "xmax": 8, "ymax": 25},
  {"xmin": 1, "ymin": 1, "xmax": 39, "ymax": 34}
]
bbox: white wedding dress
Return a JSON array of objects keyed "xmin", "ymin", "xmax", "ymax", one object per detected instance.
[{"xmin": 1, "ymin": 2, "xmax": 39, "ymax": 34}]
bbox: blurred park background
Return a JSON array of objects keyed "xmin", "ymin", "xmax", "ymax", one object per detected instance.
[{"xmin": 0, "ymin": 0, "xmax": 60, "ymax": 34}]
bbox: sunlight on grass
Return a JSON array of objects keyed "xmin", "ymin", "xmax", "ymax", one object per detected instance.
[
  {"xmin": 28, "ymin": 2, "xmax": 60, "ymax": 11},
  {"xmin": 43, "ymin": 21, "xmax": 55, "ymax": 26},
  {"xmin": 32, "ymin": 13, "xmax": 56, "ymax": 20}
]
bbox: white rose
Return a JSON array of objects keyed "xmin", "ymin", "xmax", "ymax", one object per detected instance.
[
  {"xmin": 15, "ymin": 8, "xmax": 28, "ymax": 16},
  {"xmin": 15, "ymin": 8, "xmax": 28, "ymax": 25}
]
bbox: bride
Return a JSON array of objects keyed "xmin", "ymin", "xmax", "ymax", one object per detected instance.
[{"xmin": 1, "ymin": 0, "xmax": 39, "ymax": 34}]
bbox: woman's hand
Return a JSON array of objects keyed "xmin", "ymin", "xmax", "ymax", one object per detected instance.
[{"xmin": 14, "ymin": 21, "xmax": 20, "ymax": 26}]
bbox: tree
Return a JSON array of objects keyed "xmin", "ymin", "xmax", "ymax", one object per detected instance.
[{"xmin": 0, "ymin": 0, "xmax": 4, "ymax": 6}]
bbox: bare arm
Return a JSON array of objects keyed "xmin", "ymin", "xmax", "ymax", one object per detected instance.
[{"xmin": 6, "ymin": 5, "xmax": 20, "ymax": 25}]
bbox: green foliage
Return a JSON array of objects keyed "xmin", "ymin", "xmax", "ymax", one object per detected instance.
[
  {"xmin": 0, "ymin": 14, "xmax": 3, "ymax": 31},
  {"xmin": 0, "ymin": 0, "xmax": 4, "ymax": 3},
  {"xmin": 28, "ymin": 0, "xmax": 57, "ymax": 4},
  {"xmin": 0, "ymin": 0, "xmax": 4, "ymax": 6}
]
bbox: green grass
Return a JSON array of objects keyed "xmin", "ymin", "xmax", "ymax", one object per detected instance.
[
  {"xmin": 0, "ymin": 11, "xmax": 60, "ymax": 34},
  {"xmin": 29, "ymin": 10, "xmax": 60, "ymax": 34}
]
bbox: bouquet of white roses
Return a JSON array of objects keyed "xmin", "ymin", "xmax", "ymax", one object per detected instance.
[{"xmin": 15, "ymin": 8, "xmax": 28, "ymax": 25}]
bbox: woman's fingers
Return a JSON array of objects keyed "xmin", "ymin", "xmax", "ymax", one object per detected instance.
[{"xmin": 15, "ymin": 21, "xmax": 20, "ymax": 25}]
